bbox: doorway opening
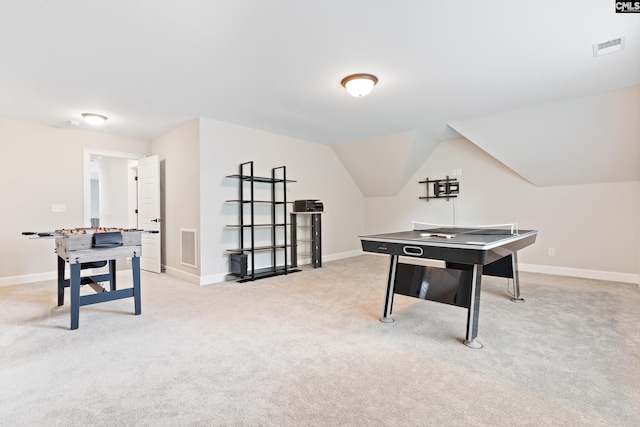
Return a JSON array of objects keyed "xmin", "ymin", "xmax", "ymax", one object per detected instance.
[
  {"xmin": 83, "ymin": 149, "xmax": 144, "ymax": 228},
  {"xmin": 83, "ymin": 149, "xmax": 163, "ymax": 274}
]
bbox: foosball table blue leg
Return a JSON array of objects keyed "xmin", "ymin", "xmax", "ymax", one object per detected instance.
[
  {"xmin": 132, "ymin": 256, "xmax": 141, "ymax": 315},
  {"xmin": 70, "ymin": 263, "xmax": 81, "ymax": 330},
  {"xmin": 57, "ymin": 256, "xmax": 66, "ymax": 306},
  {"xmin": 109, "ymin": 259, "xmax": 117, "ymax": 291}
]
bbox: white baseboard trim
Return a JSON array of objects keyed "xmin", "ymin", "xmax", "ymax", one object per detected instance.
[
  {"xmin": 9, "ymin": 256, "xmax": 633, "ymax": 288},
  {"xmin": 163, "ymin": 266, "xmax": 201, "ymax": 285},
  {"xmin": 0, "ymin": 271, "xmax": 57, "ymax": 287},
  {"xmin": 356, "ymin": 251, "xmax": 639, "ymax": 285},
  {"xmin": 163, "ymin": 265, "xmax": 230, "ymax": 286},
  {"xmin": 519, "ymin": 263, "xmax": 639, "ymax": 285},
  {"xmin": 199, "ymin": 273, "xmax": 231, "ymax": 286},
  {"xmin": 197, "ymin": 250, "xmax": 365, "ymax": 286},
  {"xmin": 323, "ymin": 250, "xmax": 363, "ymax": 262}
]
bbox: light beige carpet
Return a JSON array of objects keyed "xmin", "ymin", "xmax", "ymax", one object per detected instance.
[{"xmin": 1, "ymin": 255, "xmax": 639, "ymax": 426}]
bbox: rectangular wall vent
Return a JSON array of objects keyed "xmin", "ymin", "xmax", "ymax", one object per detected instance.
[
  {"xmin": 180, "ymin": 228, "xmax": 197, "ymax": 268},
  {"xmin": 593, "ymin": 37, "xmax": 625, "ymax": 57}
]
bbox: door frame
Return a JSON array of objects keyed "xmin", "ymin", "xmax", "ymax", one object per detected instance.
[{"xmin": 83, "ymin": 148, "xmax": 145, "ymax": 228}]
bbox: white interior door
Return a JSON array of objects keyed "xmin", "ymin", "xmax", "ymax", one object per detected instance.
[{"xmin": 137, "ymin": 155, "xmax": 162, "ymax": 273}]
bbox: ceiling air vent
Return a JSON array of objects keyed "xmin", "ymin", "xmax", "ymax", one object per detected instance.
[{"xmin": 593, "ymin": 37, "xmax": 625, "ymax": 57}]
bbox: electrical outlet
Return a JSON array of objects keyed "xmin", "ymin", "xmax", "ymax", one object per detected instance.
[
  {"xmin": 548, "ymin": 248, "xmax": 555, "ymax": 256},
  {"xmin": 456, "ymin": 169, "xmax": 462, "ymax": 176},
  {"xmin": 51, "ymin": 204, "xmax": 66, "ymax": 213}
]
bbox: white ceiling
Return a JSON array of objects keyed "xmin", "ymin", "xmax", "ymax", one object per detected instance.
[
  {"xmin": 1, "ymin": 1, "xmax": 638, "ymax": 193},
  {"xmin": 0, "ymin": 1, "xmax": 637, "ymax": 145}
]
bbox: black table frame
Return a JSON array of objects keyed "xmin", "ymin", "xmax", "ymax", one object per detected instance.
[{"xmin": 360, "ymin": 230, "xmax": 537, "ymax": 348}]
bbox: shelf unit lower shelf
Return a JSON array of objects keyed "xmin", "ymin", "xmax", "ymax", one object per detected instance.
[
  {"xmin": 227, "ymin": 266, "xmax": 301, "ymax": 283},
  {"xmin": 225, "ymin": 244, "xmax": 292, "ymax": 252}
]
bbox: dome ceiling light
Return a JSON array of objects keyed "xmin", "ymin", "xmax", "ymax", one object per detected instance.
[
  {"xmin": 81, "ymin": 113, "xmax": 108, "ymax": 126},
  {"xmin": 341, "ymin": 73, "xmax": 378, "ymax": 97}
]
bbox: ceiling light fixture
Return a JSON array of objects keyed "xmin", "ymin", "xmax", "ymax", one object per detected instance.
[
  {"xmin": 341, "ymin": 73, "xmax": 378, "ymax": 97},
  {"xmin": 82, "ymin": 113, "xmax": 108, "ymax": 126}
]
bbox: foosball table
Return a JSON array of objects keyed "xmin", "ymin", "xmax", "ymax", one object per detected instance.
[{"xmin": 24, "ymin": 228, "xmax": 143, "ymax": 329}]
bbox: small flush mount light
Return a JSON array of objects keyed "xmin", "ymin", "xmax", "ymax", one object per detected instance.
[
  {"xmin": 81, "ymin": 113, "xmax": 108, "ymax": 126},
  {"xmin": 341, "ymin": 73, "xmax": 378, "ymax": 97}
]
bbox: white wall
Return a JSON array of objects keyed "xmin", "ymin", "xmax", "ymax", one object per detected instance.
[
  {"xmin": 0, "ymin": 117, "xmax": 150, "ymax": 284},
  {"xmin": 150, "ymin": 119, "xmax": 201, "ymax": 281},
  {"xmin": 198, "ymin": 118, "xmax": 365, "ymax": 284},
  {"xmin": 3, "ymin": 116, "xmax": 636, "ymax": 286},
  {"xmin": 365, "ymin": 138, "xmax": 640, "ymax": 283}
]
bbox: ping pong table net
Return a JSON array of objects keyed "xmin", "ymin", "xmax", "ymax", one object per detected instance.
[{"xmin": 412, "ymin": 222, "xmax": 519, "ymax": 238}]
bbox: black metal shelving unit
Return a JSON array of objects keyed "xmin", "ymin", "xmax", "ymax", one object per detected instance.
[
  {"xmin": 225, "ymin": 161, "xmax": 299, "ymax": 282},
  {"xmin": 290, "ymin": 212, "xmax": 322, "ymax": 269}
]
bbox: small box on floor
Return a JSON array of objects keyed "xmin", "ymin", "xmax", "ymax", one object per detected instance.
[{"xmin": 230, "ymin": 253, "xmax": 248, "ymax": 276}]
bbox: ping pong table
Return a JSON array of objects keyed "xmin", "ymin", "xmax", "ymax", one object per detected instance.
[{"xmin": 360, "ymin": 224, "xmax": 537, "ymax": 348}]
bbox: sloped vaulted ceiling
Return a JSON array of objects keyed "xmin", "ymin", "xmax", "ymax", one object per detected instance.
[
  {"xmin": 0, "ymin": 1, "xmax": 637, "ymax": 192},
  {"xmin": 449, "ymin": 85, "xmax": 640, "ymax": 187},
  {"xmin": 332, "ymin": 131, "xmax": 440, "ymax": 197}
]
